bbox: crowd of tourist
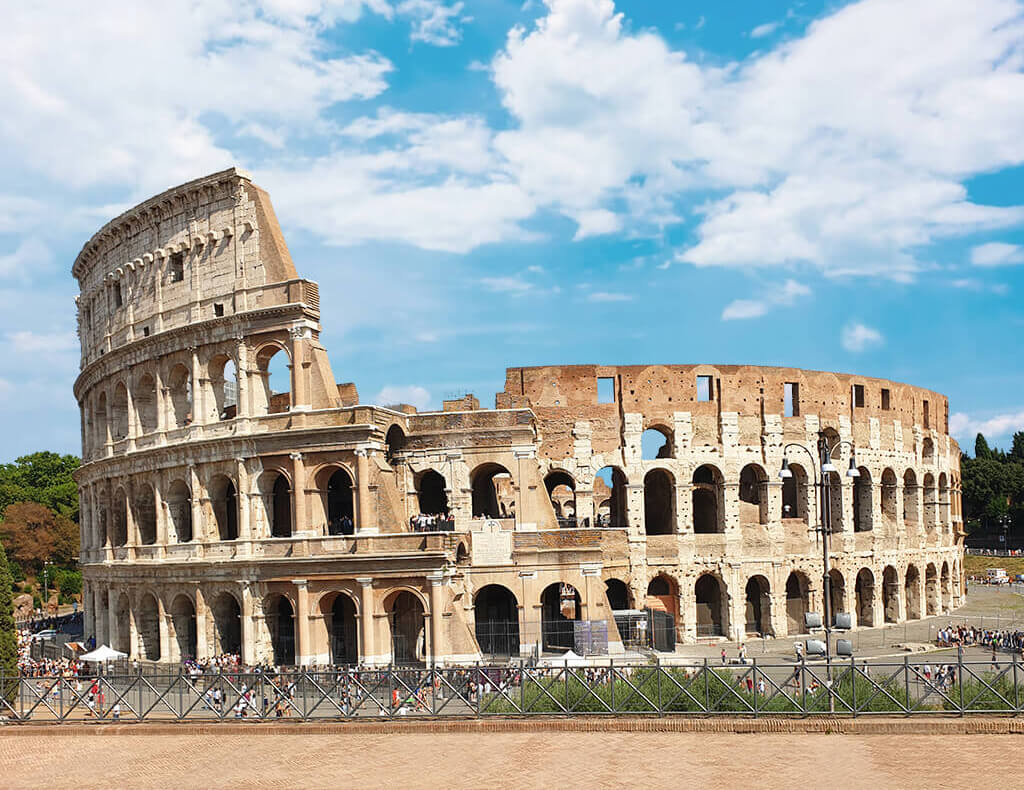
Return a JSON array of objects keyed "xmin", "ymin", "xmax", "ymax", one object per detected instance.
[
  {"xmin": 410, "ymin": 513, "xmax": 455, "ymax": 532},
  {"xmin": 935, "ymin": 624, "xmax": 1024, "ymax": 655}
]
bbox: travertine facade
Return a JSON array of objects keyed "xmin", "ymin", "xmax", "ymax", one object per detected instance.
[{"xmin": 73, "ymin": 169, "xmax": 964, "ymax": 666}]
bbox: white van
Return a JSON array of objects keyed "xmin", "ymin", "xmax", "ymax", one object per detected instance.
[{"xmin": 987, "ymin": 568, "xmax": 1009, "ymax": 584}]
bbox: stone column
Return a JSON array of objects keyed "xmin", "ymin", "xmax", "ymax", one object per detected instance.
[
  {"xmin": 190, "ymin": 347, "xmax": 204, "ymax": 428},
  {"xmin": 427, "ymin": 572, "xmax": 445, "ymax": 666},
  {"xmin": 355, "ymin": 449, "xmax": 375, "ymax": 533},
  {"xmin": 158, "ymin": 597, "xmax": 171, "ymax": 662},
  {"xmin": 294, "ymin": 579, "xmax": 311, "ymax": 666},
  {"xmin": 357, "ymin": 577, "xmax": 376, "ymax": 664},
  {"xmin": 189, "ymin": 465, "xmax": 203, "ymax": 542},
  {"xmin": 154, "ymin": 475, "xmax": 167, "ymax": 548},
  {"xmin": 195, "ymin": 588, "xmax": 209, "ymax": 660},
  {"xmin": 235, "ymin": 339, "xmax": 249, "ymax": 420},
  {"xmin": 108, "ymin": 592, "xmax": 118, "ymax": 651},
  {"xmin": 241, "ymin": 583, "xmax": 257, "ymax": 666},
  {"xmin": 125, "ymin": 385, "xmax": 136, "ymax": 451},
  {"xmin": 290, "ymin": 452, "xmax": 307, "ymax": 534},
  {"xmin": 289, "ymin": 328, "xmax": 310, "ymax": 411},
  {"xmin": 236, "ymin": 457, "xmax": 251, "ymax": 541},
  {"xmin": 155, "ymin": 367, "xmax": 166, "ymax": 437}
]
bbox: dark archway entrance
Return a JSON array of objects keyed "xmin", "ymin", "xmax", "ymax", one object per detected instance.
[
  {"xmin": 471, "ymin": 464, "xmax": 513, "ymax": 518},
  {"xmin": 269, "ymin": 595, "xmax": 296, "ymax": 666},
  {"xmin": 211, "ymin": 593, "xmax": 242, "ymax": 656},
  {"xmin": 327, "ymin": 468, "xmax": 355, "ymax": 535},
  {"xmin": 605, "ymin": 578, "xmax": 631, "ymax": 611},
  {"xmin": 695, "ymin": 574, "xmax": 724, "ymax": 637},
  {"xmin": 329, "ymin": 594, "xmax": 358, "ymax": 665},
  {"xmin": 643, "ymin": 469, "xmax": 675, "ymax": 535},
  {"xmin": 474, "ymin": 585, "xmax": 519, "ymax": 657},
  {"xmin": 745, "ymin": 576, "xmax": 771, "ymax": 636},
  {"xmin": 855, "ymin": 568, "xmax": 875, "ymax": 627},
  {"xmin": 541, "ymin": 583, "xmax": 580, "ymax": 652},
  {"xmin": 271, "ymin": 475, "xmax": 292, "ymax": 537},
  {"xmin": 786, "ymin": 572, "xmax": 810, "ymax": 634},
  {"xmin": 389, "ymin": 591, "xmax": 426, "ymax": 665},
  {"xmin": 171, "ymin": 595, "xmax": 197, "ymax": 662},
  {"xmin": 417, "ymin": 470, "xmax": 449, "ymax": 515}
]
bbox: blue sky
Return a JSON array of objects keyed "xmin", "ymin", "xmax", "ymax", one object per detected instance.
[{"xmin": 1, "ymin": 0, "xmax": 1023, "ymax": 462}]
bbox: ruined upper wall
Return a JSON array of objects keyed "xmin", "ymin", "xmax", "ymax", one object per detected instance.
[
  {"xmin": 500, "ymin": 364, "xmax": 952, "ymax": 460},
  {"xmin": 72, "ymin": 168, "xmax": 303, "ymax": 366}
]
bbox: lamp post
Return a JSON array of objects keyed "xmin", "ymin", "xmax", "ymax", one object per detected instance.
[
  {"xmin": 780, "ymin": 431, "xmax": 858, "ymax": 708},
  {"xmin": 42, "ymin": 560, "xmax": 54, "ymax": 614}
]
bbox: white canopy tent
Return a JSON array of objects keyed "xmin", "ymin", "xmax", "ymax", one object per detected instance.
[{"xmin": 78, "ymin": 644, "xmax": 127, "ymax": 663}]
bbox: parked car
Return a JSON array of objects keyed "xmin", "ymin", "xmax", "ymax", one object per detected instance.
[{"xmin": 33, "ymin": 629, "xmax": 58, "ymax": 642}]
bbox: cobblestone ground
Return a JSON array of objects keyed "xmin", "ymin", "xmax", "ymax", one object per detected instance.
[{"xmin": 1, "ymin": 732, "xmax": 1019, "ymax": 789}]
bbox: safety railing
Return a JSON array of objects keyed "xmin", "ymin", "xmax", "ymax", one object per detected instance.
[{"xmin": 3, "ymin": 654, "xmax": 1023, "ymax": 723}]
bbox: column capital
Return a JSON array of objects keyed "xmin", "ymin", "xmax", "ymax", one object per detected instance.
[
  {"xmin": 426, "ymin": 571, "xmax": 446, "ymax": 585},
  {"xmin": 292, "ymin": 578, "xmax": 308, "ymax": 588},
  {"xmin": 356, "ymin": 576, "xmax": 374, "ymax": 587},
  {"xmin": 289, "ymin": 451, "xmax": 304, "ymax": 462}
]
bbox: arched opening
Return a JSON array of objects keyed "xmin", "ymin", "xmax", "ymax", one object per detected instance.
[
  {"xmin": 270, "ymin": 474, "xmax": 292, "ymax": 538},
  {"xmin": 641, "ymin": 426, "xmax": 673, "ymax": 460},
  {"xmin": 938, "ymin": 473, "xmax": 949, "ymax": 527},
  {"xmin": 692, "ymin": 465, "xmax": 724, "ymax": 533},
  {"xmin": 941, "ymin": 562, "xmax": 951, "ymax": 611},
  {"xmin": 112, "ymin": 383, "xmax": 130, "ymax": 440},
  {"xmin": 211, "ymin": 593, "xmax": 242, "ymax": 656},
  {"xmin": 96, "ymin": 392, "xmax": 109, "ymax": 448},
  {"xmin": 111, "ymin": 488, "xmax": 128, "ymax": 547},
  {"xmin": 781, "ymin": 462, "xmax": 808, "ymax": 522},
  {"xmin": 135, "ymin": 374, "xmax": 158, "ymax": 434},
  {"xmin": 326, "ymin": 468, "xmax": 354, "ymax": 535},
  {"xmin": 209, "ymin": 475, "xmax": 238, "ymax": 541},
  {"xmin": 824, "ymin": 471, "xmax": 844, "ymax": 532},
  {"xmin": 545, "ymin": 470, "xmax": 577, "ymax": 527},
  {"xmin": 604, "ymin": 578, "xmax": 632, "ymax": 611},
  {"xmin": 643, "ymin": 468, "xmax": 675, "ymax": 535},
  {"xmin": 903, "ymin": 470, "xmax": 919, "ymax": 524},
  {"xmin": 171, "ymin": 595, "xmax": 197, "ymax": 662},
  {"xmin": 925, "ymin": 563, "xmax": 939, "ymax": 616},
  {"xmin": 388, "ymin": 591, "xmax": 426, "ymax": 664},
  {"xmin": 474, "ymin": 585, "xmax": 519, "ymax": 657},
  {"xmin": 695, "ymin": 574, "xmax": 725, "ymax": 637},
  {"xmin": 471, "ymin": 463, "xmax": 513, "ymax": 519},
  {"xmin": 855, "ymin": 568, "xmax": 875, "ymax": 627},
  {"xmin": 134, "ymin": 483, "xmax": 157, "ymax": 545},
  {"xmin": 595, "ymin": 467, "xmax": 628, "ymax": 527},
  {"xmin": 166, "ymin": 479, "xmax": 192, "ymax": 543},
  {"xmin": 739, "ymin": 464, "xmax": 769, "ymax": 525},
  {"xmin": 905, "ymin": 565, "xmax": 922, "ymax": 620},
  {"xmin": 114, "ymin": 594, "xmax": 131, "ymax": 654},
  {"xmin": 326, "ymin": 593, "xmax": 358, "ymax": 665},
  {"xmin": 922, "ymin": 437, "xmax": 934, "ymax": 464},
  {"xmin": 166, "ymin": 363, "xmax": 192, "ymax": 427},
  {"xmin": 416, "ymin": 470, "xmax": 449, "ymax": 516},
  {"xmin": 209, "ymin": 355, "xmax": 238, "ymax": 421},
  {"xmin": 541, "ymin": 582, "xmax": 580, "ymax": 652},
  {"xmin": 923, "ymin": 473, "xmax": 937, "ymax": 529},
  {"xmin": 745, "ymin": 576, "xmax": 771, "ymax": 636},
  {"xmin": 385, "ymin": 425, "xmax": 406, "ymax": 464},
  {"xmin": 853, "ymin": 468, "xmax": 872, "ymax": 532},
  {"xmin": 883, "ymin": 566, "xmax": 900, "ymax": 623},
  {"xmin": 268, "ymin": 595, "xmax": 296, "ymax": 666},
  {"xmin": 137, "ymin": 594, "xmax": 161, "ymax": 661},
  {"xmin": 785, "ymin": 572, "xmax": 810, "ymax": 635},
  {"xmin": 881, "ymin": 468, "xmax": 898, "ymax": 526},
  {"xmin": 255, "ymin": 346, "xmax": 291, "ymax": 415},
  {"xmin": 828, "ymin": 569, "xmax": 846, "ymax": 622},
  {"xmin": 646, "ymin": 575, "xmax": 679, "ymax": 622}
]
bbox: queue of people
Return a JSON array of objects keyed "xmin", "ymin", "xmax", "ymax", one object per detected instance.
[
  {"xmin": 410, "ymin": 512, "xmax": 455, "ymax": 531},
  {"xmin": 935, "ymin": 624, "xmax": 1024, "ymax": 655}
]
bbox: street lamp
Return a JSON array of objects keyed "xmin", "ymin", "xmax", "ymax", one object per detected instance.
[
  {"xmin": 780, "ymin": 431, "xmax": 858, "ymax": 708},
  {"xmin": 42, "ymin": 560, "xmax": 54, "ymax": 614}
]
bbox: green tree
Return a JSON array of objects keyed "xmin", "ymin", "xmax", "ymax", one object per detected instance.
[
  {"xmin": 0, "ymin": 538, "xmax": 17, "ymax": 691},
  {"xmin": 0, "ymin": 451, "xmax": 80, "ymax": 522},
  {"xmin": 975, "ymin": 433, "xmax": 993, "ymax": 460},
  {"xmin": 1012, "ymin": 431, "xmax": 1024, "ymax": 462}
]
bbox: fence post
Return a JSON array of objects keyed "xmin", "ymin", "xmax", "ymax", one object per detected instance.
[
  {"xmin": 477, "ymin": 662, "xmax": 482, "ymax": 717},
  {"xmin": 520, "ymin": 660, "xmax": 526, "ymax": 714},
  {"xmin": 958, "ymin": 645, "xmax": 965, "ymax": 717},
  {"xmin": 564, "ymin": 659, "xmax": 569, "ymax": 716},
  {"xmin": 1014, "ymin": 651, "xmax": 1020, "ymax": 715},
  {"xmin": 704, "ymin": 657, "xmax": 710, "ymax": 713},
  {"xmin": 903, "ymin": 656, "xmax": 910, "ymax": 718},
  {"xmin": 656, "ymin": 656, "xmax": 663, "ymax": 716},
  {"xmin": 387, "ymin": 664, "xmax": 393, "ymax": 718},
  {"xmin": 752, "ymin": 658, "xmax": 758, "ymax": 718},
  {"xmin": 851, "ymin": 655, "xmax": 857, "ymax": 717},
  {"xmin": 609, "ymin": 658, "xmax": 615, "ymax": 713}
]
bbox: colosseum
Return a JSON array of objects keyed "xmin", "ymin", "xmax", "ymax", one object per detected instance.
[{"xmin": 73, "ymin": 168, "xmax": 964, "ymax": 666}]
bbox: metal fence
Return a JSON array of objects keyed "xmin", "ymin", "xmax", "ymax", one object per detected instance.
[{"xmin": 4, "ymin": 653, "xmax": 1024, "ymax": 723}]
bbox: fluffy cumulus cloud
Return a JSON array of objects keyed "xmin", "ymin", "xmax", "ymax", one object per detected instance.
[
  {"xmin": 840, "ymin": 322, "xmax": 884, "ymax": 352},
  {"xmin": 721, "ymin": 278, "xmax": 810, "ymax": 320},
  {"xmin": 374, "ymin": 385, "xmax": 432, "ymax": 410},
  {"xmin": 397, "ymin": 1, "xmax": 467, "ymax": 46},
  {"xmin": 950, "ymin": 409, "xmax": 1024, "ymax": 445},
  {"xmin": 971, "ymin": 242, "xmax": 1024, "ymax": 266}
]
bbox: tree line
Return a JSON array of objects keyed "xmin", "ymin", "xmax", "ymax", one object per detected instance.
[{"xmin": 961, "ymin": 432, "xmax": 1024, "ymax": 536}]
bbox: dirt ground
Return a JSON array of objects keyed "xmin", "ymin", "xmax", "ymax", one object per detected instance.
[{"xmin": 0, "ymin": 731, "xmax": 1018, "ymax": 789}]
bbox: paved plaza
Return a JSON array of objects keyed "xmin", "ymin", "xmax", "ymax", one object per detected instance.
[{"xmin": 1, "ymin": 730, "xmax": 1020, "ymax": 789}]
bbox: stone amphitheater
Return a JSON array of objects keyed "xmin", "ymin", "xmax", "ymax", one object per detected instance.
[{"xmin": 72, "ymin": 168, "xmax": 964, "ymax": 666}]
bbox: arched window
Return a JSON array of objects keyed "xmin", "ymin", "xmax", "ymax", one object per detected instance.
[
  {"xmin": 209, "ymin": 355, "xmax": 238, "ymax": 421},
  {"xmin": 695, "ymin": 574, "xmax": 725, "ymax": 637},
  {"xmin": 540, "ymin": 583, "xmax": 580, "ymax": 652},
  {"xmin": 134, "ymin": 483, "xmax": 157, "ymax": 545},
  {"xmin": 211, "ymin": 593, "xmax": 242, "ymax": 655},
  {"xmin": 268, "ymin": 595, "xmax": 296, "ymax": 666},
  {"xmin": 781, "ymin": 462, "xmax": 808, "ymax": 523},
  {"xmin": 880, "ymin": 468, "xmax": 898, "ymax": 525},
  {"xmin": 135, "ymin": 374, "xmax": 158, "ymax": 434},
  {"xmin": 111, "ymin": 383, "xmax": 130, "ymax": 440},
  {"xmin": 416, "ymin": 470, "xmax": 449, "ymax": 516},
  {"xmin": 744, "ymin": 576, "xmax": 771, "ymax": 636},
  {"xmin": 883, "ymin": 565, "xmax": 900, "ymax": 623},
  {"xmin": 595, "ymin": 467, "xmax": 628, "ymax": 527},
  {"xmin": 545, "ymin": 471, "xmax": 577, "ymax": 527},
  {"xmin": 385, "ymin": 425, "xmax": 406, "ymax": 464},
  {"xmin": 388, "ymin": 591, "xmax": 426, "ymax": 664},
  {"xmin": 166, "ymin": 479, "xmax": 192, "ymax": 543},
  {"xmin": 739, "ymin": 464, "xmax": 769, "ymax": 525},
  {"xmin": 785, "ymin": 572, "xmax": 810, "ymax": 634},
  {"xmin": 604, "ymin": 579, "xmax": 631, "ymax": 611},
  {"xmin": 271, "ymin": 475, "xmax": 292, "ymax": 538},
  {"xmin": 256, "ymin": 346, "xmax": 290, "ymax": 415},
  {"xmin": 922, "ymin": 437, "xmax": 935, "ymax": 464},
  {"xmin": 326, "ymin": 468, "xmax": 354, "ymax": 535},
  {"xmin": 209, "ymin": 475, "xmax": 238, "ymax": 541},
  {"xmin": 137, "ymin": 594, "xmax": 161, "ymax": 661},
  {"xmin": 905, "ymin": 565, "xmax": 922, "ymax": 619},
  {"xmin": 643, "ymin": 468, "xmax": 675, "ymax": 535},
  {"xmin": 475, "ymin": 585, "xmax": 519, "ymax": 657},
  {"xmin": 692, "ymin": 465, "xmax": 724, "ymax": 533},
  {"xmin": 171, "ymin": 595, "xmax": 197, "ymax": 661},
  {"xmin": 853, "ymin": 467, "xmax": 872, "ymax": 532},
  {"xmin": 471, "ymin": 463, "xmax": 513, "ymax": 519},
  {"xmin": 903, "ymin": 469, "xmax": 919, "ymax": 524},
  {"xmin": 166, "ymin": 363, "xmax": 192, "ymax": 427},
  {"xmin": 641, "ymin": 426, "xmax": 673, "ymax": 460},
  {"xmin": 325, "ymin": 593, "xmax": 358, "ymax": 665},
  {"xmin": 855, "ymin": 568, "xmax": 875, "ymax": 627}
]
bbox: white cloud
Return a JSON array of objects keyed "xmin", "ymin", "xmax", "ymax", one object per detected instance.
[
  {"xmin": 374, "ymin": 384, "xmax": 432, "ymax": 410},
  {"xmin": 6, "ymin": 330, "xmax": 77, "ymax": 354},
  {"xmin": 950, "ymin": 409, "xmax": 1024, "ymax": 445},
  {"xmin": 750, "ymin": 22, "xmax": 780, "ymax": 38},
  {"xmin": 586, "ymin": 291, "xmax": 632, "ymax": 302},
  {"xmin": 480, "ymin": 275, "xmax": 534, "ymax": 293},
  {"xmin": 971, "ymin": 242, "xmax": 1024, "ymax": 266},
  {"xmin": 0, "ymin": 238, "xmax": 51, "ymax": 280},
  {"xmin": 721, "ymin": 278, "xmax": 810, "ymax": 320},
  {"xmin": 840, "ymin": 322, "xmax": 884, "ymax": 352},
  {"xmin": 397, "ymin": 1, "xmax": 466, "ymax": 46}
]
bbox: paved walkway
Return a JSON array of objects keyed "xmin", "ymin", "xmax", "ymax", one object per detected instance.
[{"xmin": 1, "ymin": 729, "xmax": 1018, "ymax": 788}]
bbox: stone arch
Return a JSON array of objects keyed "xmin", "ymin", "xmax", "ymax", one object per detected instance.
[
  {"xmin": 320, "ymin": 591, "xmax": 359, "ymax": 665},
  {"xmin": 646, "ymin": 574, "xmax": 679, "ymax": 622},
  {"xmin": 166, "ymin": 479, "xmax": 192, "ymax": 543},
  {"xmin": 540, "ymin": 582, "xmax": 580, "ymax": 652},
  {"xmin": 883, "ymin": 565, "xmax": 900, "ymax": 623},
  {"xmin": 785, "ymin": 571, "xmax": 811, "ymax": 634},
  {"xmin": 853, "ymin": 467, "xmax": 873, "ymax": 532},
  {"xmin": 166, "ymin": 363, "xmax": 192, "ymax": 428},
  {"xmin": 111, "ymin": 382, "xmax": 130, "ymax": 440},
  {"xmin": 881, "ymin": 468, "xmax": 898, "ymax": 525},
  {"xmin": 781, "ymin": 461, "xmax": 809, "ymax": 522},
  {"xmin": 416, "ymin": 469, "xmax": 449, "ymax": 516},
  {"xmin": 925, "ymin": 563, "xmax": 939, "ymax": 616},
  {"xmin": 692, "ymin": 464, "xmax": 724, "ymax": 533},
  {"xmin": 254, "ymin": 343, "xmax": 290, "ymax": 415},
  {"xmin": 903, "ymin": 469, "xmax": 919, "ymax": 524},
  {"xmin": 744, "ymin": 576, "xmax": 772, "ymax": 636},
  {"xmin": 385, "ymin": 424, "xmax": 406, "ymax": 464},
  {"xmin": 643, "ymin": 468, "xmax": 675, "ymax": 535},
  {"xmin": 208, "ymin": 474, "xmax": 239, "ymax": 541},
  {"xmin": 855, "ymin": 568, "xmax": 875, "ymax": 627},
  {"xmin": 111, "ymin": 486, "xmax": 128, "ymax": 547},
  {"xmin": 922, "ymin": 437, "xmax": 935, "ymax": 464},
  {"xmin": 170, "ymin": 593, "xmax": 197, "ymax": 662},
  {"xmin": 315, "ymin": 466, "xmax": 354, "ymax": 535},
  {"xmin": 905, "ymin": 564, "xmax": 922, "ymax": 620},
  {"xmin": 208, "ymin": 353, "xmax": 238, "ymax": 421},
  {"xmin": 828, "ymin": 568, "xmax": 847, "ymax": 620},
  {"xmin": 210, "ymin": 591, "xmax": 242, "ymax": 656},
  {"xmin": 134, "ymin": 482, "xmax": 157, "ymax": 545},
  {"xmin": 266, "ymin": 593, "xmax": 296, "ymax": 666},
  {"xmin": 258, "ymin": 470, "xmax": 292, "ymax": 538},
  {"xmin": 922, "ymin": 473, "xmax": 937, "ymax": 528},
  {"xmin": 386, "ymin": 589, "xmax": 427, "ymax": 664},
  {"xmin": 95, "ymin": 391, "xmax": 109, "ymax": 449},
  {"xmin": 545, "ymin": 470, "xmax": 577, "ymax": 525},
  {"xmin": 641, "ymin": 425, "xmax": 673, "ymax": 460},
  {"xmin": 604, "ymin": 578, "xmax": 632, "ymax": 611},
  {"xmin": 471, "ymin": 462, "xmax": 514, "ymax": 519},
  {"xmin": 474, "ymin": 584, "xmax": 519, "ymax": 657},
  {"xmin": 595, "ymin": 466, "xmax": 628, "ymax": 527},
  {"xmin": 695, "ymin": 573, "xmax": 727, "ymax": 637},
  {"xmin": 137, "ymin": 593, "xmax": 161, "ymax": 661},
  {"xmin": 739, "ymin": 463, "xmax": 769, "ymax": 525},
  {"xmin": 135, "ymin": 373, "xmax": 158, "ymax": 434}
]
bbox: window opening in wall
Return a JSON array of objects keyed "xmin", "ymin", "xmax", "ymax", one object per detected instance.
[
  {"xmin": 113, "ymin": 284, "xmax": 123, "ymax": 308},
  {"xmin": 784, "ymin": 382, "xmax": 800, "ymax": 417},
  {"xmin": 853, "ymin": 384, "xmax": 865, "ymax": 408},
  {"xmin": 641, "ymin": 427, "xmax": 672, "ymax": 460},
  {"xmin": 923, "ymin": 399, "xmax": 930, "ymax": 428},
  {"xmin": 169, "ymin": 252, "xmax": 184, "ymax": 283},
  {"xmin": 142, "ymin": 326, "xmax": 150, "ymax": 337},
  {"xmin": 214, "ymin": 303, "xmax": 224, "ymax": 317},
  {"xmin": 597, "ymin": 377, "xmax": 615, "ymax": 403},
  {"xmin": 696, "ymin": 375, "xmax": 713, "ymax": 402},
  {"xmin": 881, "ymin": 388, "xmax": 890, "ymax": 410}
]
